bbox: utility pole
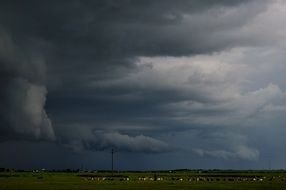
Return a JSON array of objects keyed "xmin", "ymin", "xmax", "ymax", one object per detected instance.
[
  {"xmin": 268, "ymin": 159, "xmax": 271, "ymax": 170},
  {"xmin": 111, "ymin": 148, "xmax": 114, "ymax": 176}
]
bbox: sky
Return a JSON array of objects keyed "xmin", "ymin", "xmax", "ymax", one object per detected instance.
[{"xmin": 1, "ymin": 0, "xmax": 286, "ymax": 170}]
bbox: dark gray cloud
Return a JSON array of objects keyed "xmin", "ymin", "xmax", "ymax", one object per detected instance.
[
  {"xmin": 0, "ymin": 29, "xmax": 55, "ymax": 141},
  {"xmin": 2, "ymin": 0, "xmax": 286, "ymax": 169}
]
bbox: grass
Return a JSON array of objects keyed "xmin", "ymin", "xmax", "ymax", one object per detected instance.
[{"xmin": 0, "ymin": 171, "xmax": 286, "ymax": 190}]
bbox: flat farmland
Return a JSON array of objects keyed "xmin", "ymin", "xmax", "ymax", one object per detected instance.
[{"xmin": 0, "ymin": 171, "xmax": 286, "ymax": 190}]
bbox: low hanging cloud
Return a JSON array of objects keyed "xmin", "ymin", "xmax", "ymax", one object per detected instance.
[
  {"xmin": 193, "ymin": 144, "xmax": 260, "ymax": 161},
  {"xmin": 98, "ymin": 132, "xmax": 172, "ymax": 153},
  {"xmin": 0, "ymin": 29, "xmax": 55, "ymax": 141},
  {"xmin": 59, "ymin": 128, "xmax": 172, "ymax": 153},
  {"xmin": 4, "ymin": 79, "xmax": 55, "ymax": 140}
]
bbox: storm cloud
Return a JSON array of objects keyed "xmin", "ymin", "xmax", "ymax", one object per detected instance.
[
  {"xmin": 1, "ymin": 0, "xmax": 286, "ymax": 169},
  {"xmin": 0, "ymin": 29, "xmax": 55, "ymax": 141}
]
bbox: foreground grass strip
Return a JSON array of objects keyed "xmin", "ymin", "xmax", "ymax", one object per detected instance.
[{"xmin": 0, "ymin": 171, "xmax": 286, "ymax": 190}]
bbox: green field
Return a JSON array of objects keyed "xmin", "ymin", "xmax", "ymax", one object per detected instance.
[{"xmin": 1, "ymin": 171, "xmax": 286, "ymax": 190}]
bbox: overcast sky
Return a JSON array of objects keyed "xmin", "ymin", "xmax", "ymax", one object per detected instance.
[{"xmin": 1, "ymin": 0, "xmax": 286, "ymax": 170}]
